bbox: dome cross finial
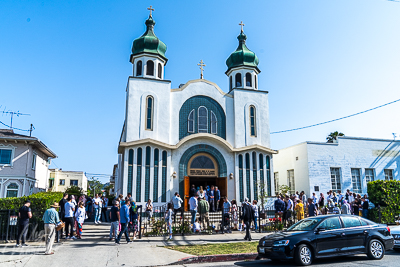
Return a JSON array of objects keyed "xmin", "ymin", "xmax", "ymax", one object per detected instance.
[
  {"xmin": 197, "ymin": 60, "xmax": 206, "ymax": 79},
  {"xmin": 147, "ymin": 5, "xmax": 154, "ymax": 17},
  {"xmin": 239, "ymin": 21, "xmax": 245, "ymax": 33}
]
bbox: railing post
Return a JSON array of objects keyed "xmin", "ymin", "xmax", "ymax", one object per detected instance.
[
  {"xmin": 139, "ymin": 206, "xmax": 142, "ymax": 239},
  {"xmin": 258, "ymin": 206, "xmax": 261, "ymax": 233}
]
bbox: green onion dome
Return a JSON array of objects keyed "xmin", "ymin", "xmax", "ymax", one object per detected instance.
[
  {"xmin": 226, "ymin": 31, "xmax": 259, "ymax": 73},
  {"xmin": 130, "ymin": 15, "xmax": 167, "ymax": 62}
]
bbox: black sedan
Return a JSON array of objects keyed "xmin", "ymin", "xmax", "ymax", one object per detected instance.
[{"xmin": 257, "ymin": 214, "xmax": 394, "ymax": 266}]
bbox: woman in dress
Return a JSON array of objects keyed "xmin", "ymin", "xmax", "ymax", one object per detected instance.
[
  {"xmin": 74, "ymin": 201, "xmax": 86, "ymax": 239},
  {"xmin": 231, "ymin": 199, "xmax": 238, "ymax": 230},
  {"xmin": 294, "ymin": 199, "xmax": 304, "ymax": 221}
]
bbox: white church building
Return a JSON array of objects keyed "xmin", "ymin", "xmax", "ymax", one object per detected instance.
[{"xmin": 116, "ymin": 11, "xmax": 276, "ymax": 209}]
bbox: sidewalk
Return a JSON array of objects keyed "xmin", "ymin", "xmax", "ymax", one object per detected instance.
[{"xmin": 0, "ymin": 222, "xmax": 265, "ymax": 267}]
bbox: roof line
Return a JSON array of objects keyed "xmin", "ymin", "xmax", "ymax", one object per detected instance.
[{"xmin": 171, "ymin": 79, "xmax": 233, "ymax": 98}]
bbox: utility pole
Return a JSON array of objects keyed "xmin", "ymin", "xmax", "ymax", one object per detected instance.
[{"xmin": 29, "ymin": 124, "xmax": 35, "ymax": 137}]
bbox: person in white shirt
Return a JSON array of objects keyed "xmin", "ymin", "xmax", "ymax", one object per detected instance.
[
  {"xmin": 193, "ymin": 219, "xmax": 201, "ymax": 232},
  {"xmin": 64, "ymin": 195, "xmax": 76, "ymax": 239},
  {"xmin": 172, "ymin": 192, "xmax": 183, "ymax": 223},
  {"xmin": 189, "ymin": 194, "xmax": 198, "ymax": 232},
  {"xmin": 74, "ymin": 201, "xmax": 86, "ymax": 239},
  {"xmin": 93, "ymin": 194, "xmax": 102, "ymax": 224}
]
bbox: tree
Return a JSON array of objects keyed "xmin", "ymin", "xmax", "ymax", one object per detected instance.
[
  {"xmin": 326, "ymin": 131, "xmax": 344, "ymax": 143},
  {"xmin": 65, "ymin": 185, "xmax": 84, "ymax": 197},
  {"xmin": 87, "ymin": 177, "xmax": 103, "ymax": 197}
]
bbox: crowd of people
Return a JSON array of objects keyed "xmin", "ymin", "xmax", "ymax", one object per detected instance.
[{"xmin": 274, "ymin": 189, "xmax": 371, "ymax": 225}]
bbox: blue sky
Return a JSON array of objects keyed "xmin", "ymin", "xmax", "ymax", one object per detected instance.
[{"xmin": 1, "ymin": 0, "xmax": 400, "ymax": 182}]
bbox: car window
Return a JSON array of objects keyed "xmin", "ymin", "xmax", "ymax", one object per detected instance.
[
  {"xmin": 318, "ymin": 217, "xmax": 342, "ymax": 230},
  {"xmin": 287, "ymin": 218, "xmax": 323, "ymax": 231},
  {"xmin": 341, "ymin": 216, "xmax": 361, "ymax": 228},
  {"xmin": 360, "ymin": 218, "xmax": 369, "ymax": 226}
]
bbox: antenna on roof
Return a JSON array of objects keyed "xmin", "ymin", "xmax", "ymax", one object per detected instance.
[{"xmin": 1, "ymin": 106, "xmax": 30, "ymax": 130}]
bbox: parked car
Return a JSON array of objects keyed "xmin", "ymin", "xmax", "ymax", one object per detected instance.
[
  {"xmin": 391, "ymin": 226, "xmax": 400, "ymax": 250},
  {"xmin": 257, "ymin": 214, "xmax": 394, "ymax": 266}
]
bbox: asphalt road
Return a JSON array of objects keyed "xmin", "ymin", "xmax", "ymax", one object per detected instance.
[{"xmin": 171, "ymin": 250, "xmax": 400, "ymax": 267}]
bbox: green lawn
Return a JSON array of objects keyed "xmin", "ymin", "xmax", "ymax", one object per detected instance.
[{"xmin": 165, "ymin": 242, "xmax": 258, "ymax": 256}]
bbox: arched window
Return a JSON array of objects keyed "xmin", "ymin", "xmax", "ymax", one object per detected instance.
[
  {"xmin": 249, "ymin": 105, "xmax": 256, "ymax": 137},
  {"xmin": 136, "ymin": 147, "xmax": 143, "ymax": 202},
  {"xmin": 145, "ymin": 96, "xmax": 153, "ymax": 130},
  {"xmin": 188, "ymin": 109, "xmax": 194, "ymax": 133},
  {"xmin": 229, "ymin": 76, "xmax": 232, "ymax": 90},
  {"xmin": 235, "ymin": 73, "xmax": 242, "ymax": 87},
  {"xmin": 246, "ymin": 73, "xmax": 252, "ymax": 87},
  {"xmin": 145, "ymin": 146, "xmax": 151, "ymax": 201},
  {"xmin": 245, "ymin": 153, "xmax": 251, "ymax": 199},
  {"xmin": 127, "ymin": 149, "xmax": 134, "ymax": 194},
  {"xmin": 255, "ymin": 75, "xmax": 257, "ymax": 89},
  {"xmin": 6, "ymin": 183, "xmax": 18, "ymax": 198},
  {"xmin": 136, "ymin": 60, "xmax": 142, "ymax": 76},
  {"xmin": 161, "ymin": 151, "xmax": 167, "ymax": 202},
  {"xmin": 198, "ymin": 106, "xmax": 208, "ymax": 133},
  {"xmin": 238, "ymin": 154, "xmax": 244, "ymax": 202},
  {"xmin": 146, "ymin": 60, "xmax": 154, "ymax": 76},
  {"xmin": 153, "ymin": 148, "xmax": 159, "ymax": 202},
  {"xmin": 211, "ymin": 111, "xmax": 217, "ymax": 134},
  {"xmin": 158, "ymin": 63, "xmax": 162, "ymax": 79}
]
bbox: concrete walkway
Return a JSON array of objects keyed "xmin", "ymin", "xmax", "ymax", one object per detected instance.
[{"xmin": 0, "ymin": 222, "xmax": 266, "ymax": 267}]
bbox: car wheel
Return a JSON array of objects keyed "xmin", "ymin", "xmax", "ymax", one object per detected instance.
[
  {"xmin": 295, "ymin": 244, "xmax": 313, "ymax": 266},
  {"xmin": 367, "ymin": 239, "xmax": 385, "ymax": 260}
]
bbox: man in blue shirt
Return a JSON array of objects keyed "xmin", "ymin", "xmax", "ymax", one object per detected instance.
[
  {"xmin": 42, "ymin": 202, "xmax": 61, "ymax": 255},
  {"xmin": 172, "ymin": 192, "xmax": 183, "ymax": 223},
  {"xmin": 274, "ymin": 195, "xmax": 285, "ymax": 218},
  {"xmin": 208, "ymin": 185, "xmax": 215, "ymax": 212},
  {"xmin": 189, "ymin": 193, "xmax": 198, "ymax": 232},
  {"xmin": 115, "ymin": 199, "xmax": 132, "ymax": 245},
  {"xmin": 215, "ymin": 186, "xmax": 221, "ymax": 211}
]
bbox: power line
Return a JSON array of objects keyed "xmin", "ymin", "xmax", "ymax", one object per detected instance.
[
  {"xmin": 271, "ymin": 98, "xmax": 400, "ymax": 134},
  {"xmin": 0, "ymin": 120, "xmax": 31, "ymax": 132}
]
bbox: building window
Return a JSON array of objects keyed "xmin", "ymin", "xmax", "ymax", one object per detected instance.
[
  {"xmin": 255, "ymin": 75, "xmax": 257, "ymax": 89},
  {"xmin": 238, "ymin": 154, "xmax": 244, "ymax": 202},
  {"xmin": 198, "ymin": 106, "xmax": 208, "ymax": 133},
  {"xmin": 158, "ymin": 63, "xmax": 162, "ymax": 79},
  {"xmin": 6, "ymin": 183, "xmax": 19, "ymax": 197},
  {"xmin": 188, "ymin": 109, "xmax": 194, "ymax": 133},
  {"xmin": 384, "ymin": 169, "xmax": 393, "ymax": 180},
  {"xmin": 351, "ymin": 168, "xmax": 362, "ymax": 193},
  {"xmin": 153, "ymin": 148, "xmax": 159, "ymax": 202},
  {"xmin": 70, "ymin": 180, "xmax": 78, "ymax": 186},
  {"xmin": 210, "ymin": 111, "xmax": 217, "ymax": 134},
  {"xmin": 245, "ymin": 153, "xmax": 251, "ymax": 199},
  {"xmin": 229, "ymin": 76, "xmax": 232, "ymax": 90},
  {"xmin": 31, "ymin": 153, "xmax": 36, "ymax": 170},
  {"xmin": 330, "ymin": 167, "xmax": 341, "ymax": 192},
  {"xmin": 259, "ymin": 153, "xmax": 264, "ymax": 183},
  {"xmin": 287, "ymin": 170, "xmax": 295, "ymax": 194},
  {"xmin": 252, "ymin": 152, "xmax": 258, "ymax": 201},
  {"xmin": 161, "ymin": 151, "xmax": 167, "ymax": 202},
  {"xmin": 146, "ymin": 60, "xmax": 154, "ymax": 76},
  {"xmin": 145, "ymin": 96, "xmax": 153, "ymax": 130},
  {"xmin": 274, "ymin": 172, "xmax": 279, "ymax": 195},
  {"xmin": 365, "ymin": 168, "xmax": 375, "ymax": 183},
  {"xmin": 136, "ymin": 60, "xmax": 142, "ymax": 76},
  {"xmin": 127, "ymin": 149, "xmax": 134, "ymax": 194},
  {"xmin": 245, "ymin": 73, "xmax": 252, "ymax": 87},
  {"xmin": 249, "ymin": 105, "xmax": 256, "ymax": 137},
  {"xmin": 145, "ymin": 146, "xmax": 151, "ymax": 201},
  {"xmin": 136, "ymin": 147, "xmax": 143, "ymax": 202},
  {"xmin": 235, "ymin": 73, "xmax": 242, "ymax": 87},
  {"xmin": 59, "ymin": 179, "xmax": 65, "ymax": 186},
  {"xmin": 0, "ymin": 149, "xmax": 12, "ymax": 165},
  {"xmin": 266, "ymin": 155, "xmax": 271, "ymax": 196}
]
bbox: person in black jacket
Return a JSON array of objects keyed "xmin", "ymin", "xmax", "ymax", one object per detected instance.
[{"xmin": 241, "ymin": 198, "xmax": 254, "ymax": 241}]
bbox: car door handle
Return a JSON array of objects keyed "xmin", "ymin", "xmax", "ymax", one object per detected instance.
[{"xmin": 341, "ymin": 233, "xmax": 346, "ymax": 236}]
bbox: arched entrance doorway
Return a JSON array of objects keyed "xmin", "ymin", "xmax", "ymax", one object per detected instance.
[{"xmin": 179, "ymin": 144, "xmax": 227, "ymax": 211}]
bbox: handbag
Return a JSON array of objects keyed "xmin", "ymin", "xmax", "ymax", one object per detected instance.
[{"xmin": 56, "ymin": 221, "xmax": 65, "ymax": 231}]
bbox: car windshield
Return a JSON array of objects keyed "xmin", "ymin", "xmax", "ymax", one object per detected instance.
[{"xmin": 287, "ymin": 218, "xmax": 323, "ymax": 231}]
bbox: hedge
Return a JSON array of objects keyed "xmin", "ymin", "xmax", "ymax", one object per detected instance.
[
  {"xmin": 367, "ymin": 180, "xmax": 400, "ymax": 224},
  {"xmin": 0, "ymin": 191, "xmax": 63, "ymax": 226}
]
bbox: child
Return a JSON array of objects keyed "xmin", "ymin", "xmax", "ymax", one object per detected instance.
[
  {"xmin": 194, "ymin": 219, "xmax": 201, "ymax": 233},
  {"xmin": 165, "ymin": 203, "xmax": 173, "ymax": 241},
  {"xmin": 74, "ymin": 201, "xmax": 86, "ymax": 239}
]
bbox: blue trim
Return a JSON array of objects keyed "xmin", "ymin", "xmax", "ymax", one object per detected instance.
[{"xmin": 178, "ymin": 144, "xmax": 227, "ymax": 197}]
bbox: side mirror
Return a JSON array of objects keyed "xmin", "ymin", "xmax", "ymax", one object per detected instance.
[{"xmin": 316, "ymin": 227, "xmax": 325, "ymax": 233}]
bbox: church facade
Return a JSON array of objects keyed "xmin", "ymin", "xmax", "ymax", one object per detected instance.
[{"xmin": 116, "ymin": 12, "xmax": 276, "ymax": 208}]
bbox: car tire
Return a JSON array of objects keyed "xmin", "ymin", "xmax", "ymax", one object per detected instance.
[
  {"xmin": 367, "ymin": 239, "xmax": 385, "ymax": 260},
  {"xmin": 294, "ymin": 244, "xmax": 313, "ymax": 266}
]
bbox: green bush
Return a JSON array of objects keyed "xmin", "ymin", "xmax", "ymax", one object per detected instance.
[
  {"xmin": 64, "ymin": 185, "xmax": 84, "ymax": 198},
  {"xmin": 367, "ymin": 180, "xmax": 400, "ymax": 224},
  {"xmin": 0, "ymin": 191, "xmax": 63, "ymax": 226}
]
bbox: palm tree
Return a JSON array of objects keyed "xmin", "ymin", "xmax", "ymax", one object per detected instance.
[{"xmin": 326, "ymin": 131, "xmax": 344, "ymax": 143}]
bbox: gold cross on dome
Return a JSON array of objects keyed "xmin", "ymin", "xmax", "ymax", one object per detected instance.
[
  {"xmin": 198, "ymin": 60, "xmax": 206, "ymax": 79},
  {"xmin": 147, "ymin": 5, "xmax": 154, "ymax": 16},
  {"xmin": 239, "ymin": 21, "xmax": 245, "ymax": 32}
]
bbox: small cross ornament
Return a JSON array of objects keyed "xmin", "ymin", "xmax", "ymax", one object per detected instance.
[
  {"xmin": 147, "ymin": 5, "xmax": 154, "ymax": 17},
  {"xmin": 239, "ymin": 21, "xmax": 245, "ymax": 32},
  {"xmin": 198, "ymin": 60, "xmax": 206, "ymax": 79}
]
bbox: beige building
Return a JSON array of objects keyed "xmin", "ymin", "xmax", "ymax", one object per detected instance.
[{"xmin": 49, "ymin": 169, "xmax": 88, "ymax": 193}]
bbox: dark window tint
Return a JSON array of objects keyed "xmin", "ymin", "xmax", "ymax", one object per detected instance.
[
  {"xmin": 190, "ymin": 156, "xmax": 214, "ymax": 169},
  {"xmin": 137, "ymin": 148, "xmax": 142, "ymax": 165},
  {"xmin": 342, "ymin": 216, "xmax": 361, "ymax": 228},
  {"xmin": 145, "ymin": 146, "xmax": 151, "ymax": 166},
  {"xmin": 136, "ymin": 61, "xmax": 142, "ymax": 76},
  {"xmin": 246, "ymin": 73, "xmax": 252, "ymax": 87},
  {"xmin": 0, "ymin": 149, "xmax": 12, "ymax": 165},
  {"xmin": 235, "ymin": 73, "xmax": 242, "ymax": 87},
  {"xmin": 188, "ymin": 109, "xmax": 194, "ymax": 133},
  {"xmin": 318, "ymin": 217, "xmax": 342, "ymax": 230},
  {"xmin": 146, "ymin": 60, "xmax": 154, "ymax": 76},
  {"xmin": 158, "ymin": 63, "xmax": 162, "ymax": 78}
]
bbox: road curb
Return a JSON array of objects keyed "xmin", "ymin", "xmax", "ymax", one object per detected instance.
[{"xmin": 169, "ymin": 253, "xmax": 258, "ymax": 265}]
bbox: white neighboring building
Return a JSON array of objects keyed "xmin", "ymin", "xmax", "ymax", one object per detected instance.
[
  {"xmin": 116, "ymin": 12, "xmax": 277, "ymax": 207},
  {"xmin": 49, "ymin": 169, "xmax": 88, "ymax": 193},
  {"xmin": 0, "ymin": 129, "xmax": 57, "ymax": 198},
  {"xmin": 273, "ymin": 136, "xmax": 400, "ymax": 197}
]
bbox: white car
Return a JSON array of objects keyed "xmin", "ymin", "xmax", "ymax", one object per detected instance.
[{"xmin": 391, "ymin": 226, "xmax": 400, "ymax": 250}]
